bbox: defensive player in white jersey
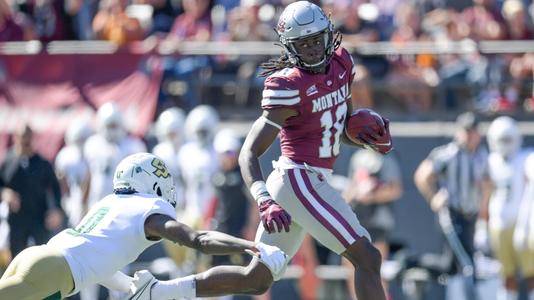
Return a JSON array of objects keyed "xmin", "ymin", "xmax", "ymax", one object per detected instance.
[
  {"xmin": 483, "ymin": 116, "xmax": 534, "ymax": 300},
  {"xmin": 0, "ymin": 153, "xmax": 286, "ymax": 300},
  {"xmin": 84, "ymin": 102, "xmax": 146, "ymax": 208},
  {"xmin": 152, "ymin": 107, "xmax": 186, "ymax": 208},
  {"xmin": 129, "ymin": 2, "xmax": 391, "ymax": 300},
  {"xmin": 178, "ymin": 105, "xmax": 220, "ymax": 225},
  {"xmin": 55, "ymin": 121, "xmax": 93, "ymax": 226},
  {"xmin": 514, "ymin": 152, "xmax": 534, "ymax": 300}
]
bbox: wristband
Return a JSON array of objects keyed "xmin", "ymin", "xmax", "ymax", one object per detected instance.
[{"xmin": 250, "ymin": 181, "xmax": 270, "ymax": 205}]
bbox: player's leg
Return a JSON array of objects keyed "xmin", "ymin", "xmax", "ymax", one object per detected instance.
[
  {"xmin": 490, "ymin": 225, "xmax": 519, "ymax": 299},
  {"xmin": 518, "ymin": 245, "xmax": 534, "ymax": 300},
  {"xmin": 282, "ymin": 168, "xmax": 384, "ymax": 300},
  {"xmin": 0, "ymin": 245, "xmax": 74, "ymax": 300}
]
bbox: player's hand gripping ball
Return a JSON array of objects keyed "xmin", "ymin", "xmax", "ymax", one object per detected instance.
[{"xmin": 344, "ymin": 108, "xmax": 393, "ymax": 154}]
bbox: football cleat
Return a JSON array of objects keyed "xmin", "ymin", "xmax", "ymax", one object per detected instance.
[{"xmin": 128, "ymin": 270, "xmax": 157, "ymax": 300}]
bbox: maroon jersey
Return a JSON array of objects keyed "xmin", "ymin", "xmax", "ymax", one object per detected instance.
[{"xmin": 261, "ymin": 48, "xmax": 356, "ymax": 169}]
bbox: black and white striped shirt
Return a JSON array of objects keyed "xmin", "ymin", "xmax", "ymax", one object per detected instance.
[{"xmin": 427, "ymin": 142, "xmax": 489, "ymax": 216}]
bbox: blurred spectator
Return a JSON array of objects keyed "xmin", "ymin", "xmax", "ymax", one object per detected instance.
[
  {"xmin": 92, "ymin": 0, "xmax": 145, "ymax": 45},
  {"xmin": 510, "ymin": 52, "xmax": 534, "ymax": 111},
  {"xmin": 64, "ymin": 0, "xmax": 99, "ymax": 39},
  {"xmin": 502, "ymin": 0, "xmax": 533, "ymax": 41},
  {"xmin": 152, "ymin": 107, "xmax": 186, "ymax": 209},
  {"xmin": 337, "ymin": 2, "xmax": 385, "ymax": 108},
  {"xmin": 0, "ymin": 124, "xmax": 64, "ymax": 257},
  {"xmin": 461, "ymin": 0, "xmax": 507, "ymax": 41},
  {"xmin": 414, "ymin": 112, "xmax": 488, "ymax": 299},
  {"xmin": 158, "ymin": 0, "xmax": 213, "ymax": 110},
  {"xmin": 213, "ymin": 0, "xmax": 277, "ymax": 106},
  {"xmin": 55, "ymin": 120, "xmax": 92, "ymax": 227},
  {"xmin": 387, "ymin": 2, "xmax": 438, "ymax": 112},
  {"xmin": 342, "ymin": 148, "xmax": 403, "ymax": 299},
  {"xmin": 143, "ymin": 0, "xmax": 182, "ymax": 34},
  {"xmin": 23, "ymin": 0, "xmax": 69, "ymax": 41},
  {"xmin": 0, "ymin": 0, "xmax": 32, "ymax": 41}
]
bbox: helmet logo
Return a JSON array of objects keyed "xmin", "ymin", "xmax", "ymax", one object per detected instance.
[
  {"xmin": 151, "ymin": 158, "xmax": 170, "ymax": 178},
  {"xmin": 277, "ymin": 20, "xmax": 286, "ymax": 33}
]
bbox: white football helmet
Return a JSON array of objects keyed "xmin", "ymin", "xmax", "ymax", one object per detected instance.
[
  {"xmin": 113, "ymin": 153, "xmax": 176, "ymax": 207},
  {"xmin": 184, "ymin": 105, "xmax": 219, "ymax": 146},
  {"xmin": 65, "ymin": 120, "xmax": 93, "ymax": 146},
  {"xmin": 487, "ymin": 116, "xmax": 522, "ymax": 157},
  {"xmin": 97, "ymin": 102, "xmax": 126, "ymax": 142},
  {"xmin": 155, "ymin": 107, "xmax": 186, "ymax": 145},
  {"xmin": 214, "ymin": 129, "xmax": 241, "ymax": 154},
  {"xmin": 276, "ymin": 1, "xmax": 339, "ymax": 73}
]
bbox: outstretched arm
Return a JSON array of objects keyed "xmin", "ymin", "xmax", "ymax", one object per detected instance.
[
  {"xmin": 145, "ymin": 214, "xmax": 256, "ymax": 255},
  {"xmin": 239, "ymin": 108, "xmax": 296, "ymax": 234}
]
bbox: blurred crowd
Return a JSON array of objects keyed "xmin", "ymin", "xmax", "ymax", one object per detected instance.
[{"xmin": 1, "ymin": 0, "xmax": 534, "ymax": 113}]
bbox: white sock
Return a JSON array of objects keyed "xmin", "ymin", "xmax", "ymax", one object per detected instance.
[
  {"xmin": 529, "ymin": 290, "xmax": 534, "ymax": 300},
  {"xmin": 152, "ymin": 275, "xmax": 196, "ymax": 299},
  {"xmin": 505, "ymin": 289, "xmax": 518, "ymax": 300},
  {"xmin": 497, "ymin": 288, "xmax": 518, "ymax": 300}
]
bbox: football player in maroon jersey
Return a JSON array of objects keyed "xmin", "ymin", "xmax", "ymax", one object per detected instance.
[
  {"xmin": 237, "ymin": 1, "xmax": 390, "ymax": 299},
  {"xmin": 128, "ymin": 2, "xmax": 391, "ymax": 299}
]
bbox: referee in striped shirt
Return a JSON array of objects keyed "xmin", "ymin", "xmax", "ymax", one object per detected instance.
[{"xmin": 414, "ymin": 112, "xmax": 489, "ymax": 287}]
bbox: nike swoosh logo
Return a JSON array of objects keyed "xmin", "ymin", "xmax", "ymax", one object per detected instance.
[
  {"xmin": 373, "ymin": 141, "xmax": 391, "ymax": 147},
  {"xmin": 339, "ymin": 71, "xmax": 346, "ymax": 79}
]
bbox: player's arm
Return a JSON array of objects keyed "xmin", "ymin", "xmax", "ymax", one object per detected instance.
[
  {"xmin": 340, "ymin": 100, "xmax": 362, "ymax": 146},
  {"xmin": 239, "ymin": 108, "xmax": 296, "ymax": 188},
  {"xmin": 239, "ymin": 108, "xmax": 297, "ymax": 233},
  {"xmin": 144, "ymin": 213, "xmax": 257, "ymax": 255},
  {"xmin": 478, "ymin": 175, "xmax": 494, "ymax": 221},
  {"xmin": 414, "ymin": 159, "xmax": 448, "ymax": 212}
]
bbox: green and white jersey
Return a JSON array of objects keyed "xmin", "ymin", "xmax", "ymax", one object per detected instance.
[
  {"xmin": 487, "ymin": 149, "xmax": 531, "ymax": 229},
  {"xmin": 47, "ymin": 193, "xmax": 175, "ymax": 295}
]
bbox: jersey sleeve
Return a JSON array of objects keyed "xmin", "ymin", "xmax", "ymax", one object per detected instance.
[
  {"xmin": 148, "ymin": 199, "xmax": 176, "ymax": 219},
  {"xmin": 261, "ymin": 75, "xmax": 302, "ymax": 111},
  {"xmin": 139, "ymin": 198, "xmax": 177, "ymax": 239},
  {"xmin": 427, "ymin": 144, "xmax": 454, "ymax": 174}
]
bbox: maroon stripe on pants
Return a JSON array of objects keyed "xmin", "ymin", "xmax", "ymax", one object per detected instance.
[
  {"xmin": 287, "ymin": 169, "xmax": 350, "ymax": 248},
  {"xmin": 298, "ymin": 169, "xmax": 361, "ymax": 241}
]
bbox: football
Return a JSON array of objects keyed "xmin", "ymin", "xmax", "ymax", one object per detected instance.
[{"xmin": 344, "ymin": 108, "xmax": 393, "ymax": 154}]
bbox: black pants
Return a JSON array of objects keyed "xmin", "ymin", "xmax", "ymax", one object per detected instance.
[
  {"xmin": 447, "ymin": 209, "xmax": 476, "ymax": 275},
  {"xmin": 9, "ymin": 224, "xmax": 50, "ymax": 257}
]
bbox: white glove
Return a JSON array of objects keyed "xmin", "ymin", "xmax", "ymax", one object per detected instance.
[
  {"xmin": 254, "ymin": 242, "xmax": 288, "ymax": 281},
  {"xmin": 128, "ymin": 270, "xmax": 157, "ymax": 300}
]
